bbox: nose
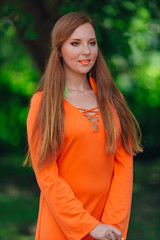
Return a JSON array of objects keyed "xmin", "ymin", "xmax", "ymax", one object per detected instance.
[{"xmin": 82, "ymin": 43, "xmax": 90, "ymax": 55}]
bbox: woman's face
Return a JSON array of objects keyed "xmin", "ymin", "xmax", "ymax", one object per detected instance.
[{"xmin": 60, "ymin": 23, "xmax": 98, "ymax": 77}]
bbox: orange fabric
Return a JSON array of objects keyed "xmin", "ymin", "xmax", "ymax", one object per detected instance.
[
  {"xmin": 77, "ymin": 107, "xmax": 99, "ymax": 131},
  {"xmin": 27, "ymin": 77, "xmax": 133, "ymax": 240}
]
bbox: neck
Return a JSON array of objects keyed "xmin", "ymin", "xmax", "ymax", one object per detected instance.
[{"xmin": 64, "ymin": 71, "xmax": 91, "ymax": 91}]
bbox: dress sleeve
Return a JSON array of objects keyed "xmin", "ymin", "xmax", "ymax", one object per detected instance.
[
  {"xmin": 101, "ymin": 138, "xmax": 133, "ymax": 240},
  {"xmin": 27, "ymin": 92, "xmax": 100, "ymax": 240}
]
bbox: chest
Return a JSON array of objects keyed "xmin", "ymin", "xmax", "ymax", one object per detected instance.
[
  {"xmin": 64, "ymin": 99, "xmax": 102, "ymax": 135},
  {"xmin": 63, "ymin": 90, "xmax": 100, "ymax": 132}
]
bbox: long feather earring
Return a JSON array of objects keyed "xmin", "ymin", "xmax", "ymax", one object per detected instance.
[
  {"xmin": 64, "ymin": 83, "xmax": 69, "ymax": 98},
  {"xmin": 89, "ymin": 70, "xmax": 92, "ymax": 77}
]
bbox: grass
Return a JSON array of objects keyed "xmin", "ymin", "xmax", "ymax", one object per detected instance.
[{"xmin": 0, "ymin": 155, "xmax": 159, "ymax": 240}]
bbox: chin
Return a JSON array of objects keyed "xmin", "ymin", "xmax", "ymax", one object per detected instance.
[
  {"xmin": 76, "ymin": 71, "xmax": 90, "ymax": 75},
  {"xmin": 77, "ymin": 68, "xmax": 92, "ymax": 75}
]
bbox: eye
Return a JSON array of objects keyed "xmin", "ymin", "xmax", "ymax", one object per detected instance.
[
  {"xmin": 89, "ymin": 41, "xmax": 97, "ymax": 46},
  {"xmin": 70, "ymin": 41, "xmax": 80, "ymax": 46}
]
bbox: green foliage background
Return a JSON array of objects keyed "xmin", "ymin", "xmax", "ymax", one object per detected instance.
[{"xmin": 0, "ymin": 0, "xmax": 159, "ymax": 239}]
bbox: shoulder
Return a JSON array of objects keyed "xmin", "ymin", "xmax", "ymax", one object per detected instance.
[
  {"xmin": 27, "ymin": 91, "xmax": 43, "ymax": 129},
  {"xmin": 30, "ymin": 91, "xmax": 43, "ymax": 107}
]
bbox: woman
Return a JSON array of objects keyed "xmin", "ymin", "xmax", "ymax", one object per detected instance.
[{"xmin": 25, "ymin": 12, "xmax": 142, "ymax": 240}]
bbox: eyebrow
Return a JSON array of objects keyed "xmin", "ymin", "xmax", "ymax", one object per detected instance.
[{"xmin": 70, "ymin": 38, "xmax": 97, "ymax": 41}]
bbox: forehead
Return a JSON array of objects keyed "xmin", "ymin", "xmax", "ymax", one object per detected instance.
[{"xmin": 69, "ymin": 23, "xmax": 96, "ymax": 39}]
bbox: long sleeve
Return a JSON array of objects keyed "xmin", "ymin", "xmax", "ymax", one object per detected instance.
[
  {"xmin": 101, "ymin": 138, "xmax": 133, "ymax": 240},
  {"xmin": 27, "ymin": 92, "xmax": 100, "ymax": 240}
]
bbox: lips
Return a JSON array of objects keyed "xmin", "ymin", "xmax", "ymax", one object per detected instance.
[{"xmin": 79, "ymin": 59, "xmax": 91, "ymax": 65}]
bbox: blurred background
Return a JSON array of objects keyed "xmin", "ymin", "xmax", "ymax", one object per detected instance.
[{"xmin": 0, "ymin": 0, "xmax": 160, "ymax": 239}]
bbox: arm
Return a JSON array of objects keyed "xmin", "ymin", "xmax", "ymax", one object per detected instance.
[
  {"xmin": 27, "ymin": 92, "xmax": 100, "ymax": 240},
  {"xmin": 101, "ymin": 138, "xmax": 133, "ymax": 240}
]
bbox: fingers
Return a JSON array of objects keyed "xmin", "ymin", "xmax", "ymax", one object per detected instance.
[
  {"xmin": 104, "ymin": 226, "xmax": 122, "ymax": 240},
  {"xmin": 112, "ymin": 233, "xmax": 122, "ymax": 240},
  {"xmin": 108, "ymin": 232, "xmax": 116, "ymax": 240},
  {"xmin": 112, "ymin": 228, "xmax": 122, "ymax": 240},
  {"xmin": 89, "ymin": 223, "xmax": 123, "ymax": 240},
  {"xmin": 112, "ymin": 227, "xmax": 122, "ymax": 236},
  {"xmin": 104, "ymin": 231, "xmax": 119, "ymax": 240}
]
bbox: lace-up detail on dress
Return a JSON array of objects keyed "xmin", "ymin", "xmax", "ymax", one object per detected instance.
[{"xmin": 77, "ymin": 106, "xmax": 100, "ymax": 131}]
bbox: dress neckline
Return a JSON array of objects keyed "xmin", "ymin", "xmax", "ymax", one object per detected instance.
[
  {"xmin": 64, "ymin": 99, "xmax": 100, "ymax": 133},
  {"xmin": 63, "ymin": 99, "xmax": 99, "ymax": 111}
]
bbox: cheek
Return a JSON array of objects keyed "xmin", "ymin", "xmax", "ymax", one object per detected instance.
[
  {"xmin": 63, "ymin": 54, "xmax": 78, "ymax": 66},
  {"xmin": 61, "ymin": 46, "xmax": 80, "ymax": 62},
  {"xmin": 93, "ymin": 47, "xmax": 98, "ymax": 58},
  {"xmin": 69, "ymin": 49, "xmax": 80, "ymax": 61},
  {"xmin": 65, "ymin": 55, "xmax": 80, "ymax": 67},
  {"xmin": 91, "ymin": 48, "xmax": 98, "ymax": 62}
]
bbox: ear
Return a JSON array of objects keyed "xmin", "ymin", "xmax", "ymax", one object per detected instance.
[{"xmin": 58, "ymin": 49, "xmax": 62, "ymax": 58}]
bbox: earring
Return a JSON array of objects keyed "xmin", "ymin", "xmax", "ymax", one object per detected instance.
[
  {"xmin": 89, "ymin": 70, "xmax": 92, "ymax": 77},
  {"xmin": 64, "ymin": 83, "xmax": 69, "ymax": 98}
]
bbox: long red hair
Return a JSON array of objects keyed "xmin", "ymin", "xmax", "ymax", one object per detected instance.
[{"xmin": 24, "ymin": 12, "xmax": 142, "ymax": 169}]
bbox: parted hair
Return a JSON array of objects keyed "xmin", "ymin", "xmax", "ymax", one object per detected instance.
[{"xmin": 24, "ymin": 12, "xmax": 142, "ymax": 169}]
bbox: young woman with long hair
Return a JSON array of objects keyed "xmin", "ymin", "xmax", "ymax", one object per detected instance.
[{"xmin": 25, "ymin": 12, "xmax": 142, "ymax": 240}]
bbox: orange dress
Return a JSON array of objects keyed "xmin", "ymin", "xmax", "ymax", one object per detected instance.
[{"xmin": 27, "ymin": 77, "xmax": 133, "ymax": 240}]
